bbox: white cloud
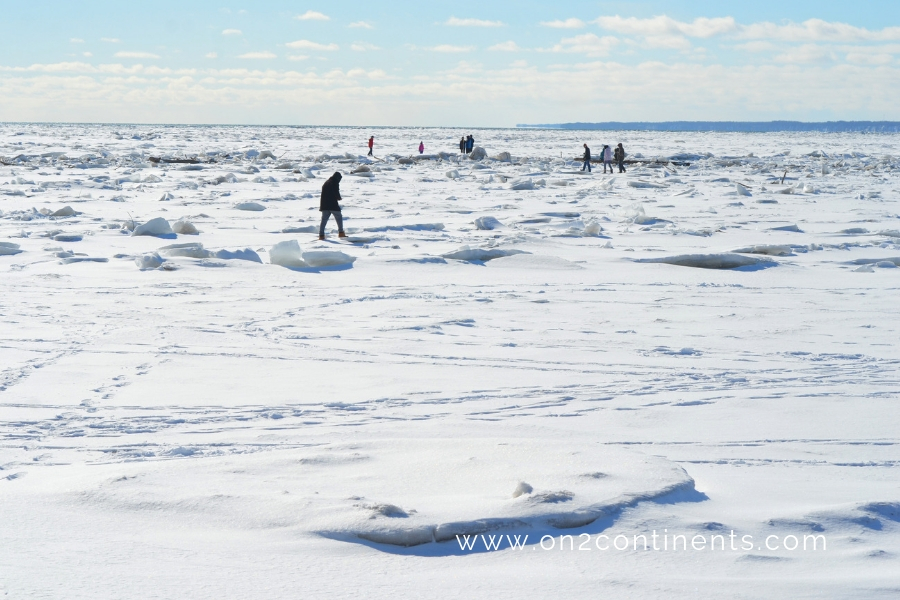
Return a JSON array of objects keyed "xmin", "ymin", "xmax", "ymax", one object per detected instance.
[
  {"xmin": 429, "ymin": 45, "xmax": 475, "ymax": 53},
  {"xmin": 286, "ymin": 40, "xmax": 339, "ymax": 51},
  {"xmin": 83, "ymin": 52, "xmax": 93, "ymax": 57},
  {"xmin": 546, "ymin": 34, "xmax": 619, "ymax": 57},
  {"xmin": 101, "ymin": 38, "xmax": 121, "ymax": 43},
  {"xmin": 488, "ymin": 41, "xmax": 521, "ymax": 52},
  {"xmin": 115, "ymin": 51, "xmax": 160, "ymax": 59},
  {"xmin": 222, "ymin": 29, "xmax": 242, "ymax": 36},
  {"xmin": 773, "ymin": 44, "xmax": 836, "ymax": 64},
  {"xmin": 238, "ymin": 52, "xmax": 277, "ymax": 59},
  {"xmin": 739, "ymin": 19, "xmax": 900, "ymax": 42},
  {"xmin": 351, "ymin": 43, "xmax": 380, "ymax": 52},
  {"xmin": 205, "ymin": 52, "xmax": 218, "ymax": 59},
  {"xmin": 295, "ymin": 11, "xmax": 329, "ymax": 21},
  {"xmin": 287, "ymin": 55, "xmax": 309, "ymax": 61},
  {"xmin": 540, "ymin": 18, "xmax": 585, "ymax": 29},
  {"xmin": 595, "ymin": 15, "xmax": 737, "ymax": 38},
  {"xmin": 349, "ymin": 21, "xmax": 373, "ymax": 29},
  {"xmin": 445, "ymin": 17, "xmax": 504, "ymax": 27},
  {"xmin": 70, "ymin": 38, "xmax": 84, "ymax": 43},
  {"xmin": 733, "ymin": 41, "xmax": 776, "ymax": 53}
]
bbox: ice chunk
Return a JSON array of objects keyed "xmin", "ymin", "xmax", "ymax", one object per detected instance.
[
  {"xmin": 234, "ymin": 202, "xmax": 266, "ymax": 211},
  {"xmin": 735, "ymin": 183, "xmax": 752, "ymax": 196},
  {"xmin": 583, "ymin": 220, "xmax": 603, "ymax": 236},
  {"xmin": 269, "ymin": 240, "xmax": 308, "ymax": 268},
  {"xmin": 159, "ymin": 192, "xmax": 175, "ymax": 202},
  {"xmin": 302, "ymin": 250, "xmax": 356, "ymax": 268},
  {"xmin": 158, "ymin": 243, "xmax": 212, "ymax": 259},
  {"xmin": 469, "ymin": 147, "xmax": 487, "ymax": 160},
  {"xmin": 445, "ymin": 169, "xmax": 460, "ymax": 179},
  {"xmin": 282, "ymin": 225, "xmax": 317, "ymax": 234},
  {"xmin": 628, "ymin": 180, "xmax": 667, "ymax": 189},
  {"xmin": 171, "ymin": 220, "xmax": 199, "ymax": 235},
  {"xmin": 0, "ymin": 242, "xmax": 23, "ymax": 255},
  {"xmin": 442, "ymin": 245, "xmax": 528, "ymax": 262},
  {"xmin": 132, "ymin": 217, "xmax": 175, "ymax": 237},
  {"xmin": 769, "ymin": 224, "xmax": 803, "ymax": 233},
  {"xmin": 135, "ymin": 252, "xmax": 164, "ymax": 270},
  {"xmin": 512, "ymin": 482, "xmax": 533, "ymax": 498},
  {"xmin": 508, "ymin": 178, "xmax": 534, "ymax": 191},
  {"xmin": 491, "ymin": 151, "xmax": 512, "ymax": 162},
  {"xmin": 876, "ymin": 261, "xmax": 897, "ymax": 269},
  {"xmin": 474, "ymin": 216, "xmax": 503, "ymax": 230},
  {"xmin": 637, "ymin": 253, "xmax": 775, "ymax": 270},
  {"xmin": 51, "ymin": 206, "xmax": 78, "ymax": 217},
  {"xmin": 214, "ymin": 248, "xmax": 262, "ymax": 263},
  {"xmin": 53, "ymin": 233, "xmax": 83, "ymax": 242}
]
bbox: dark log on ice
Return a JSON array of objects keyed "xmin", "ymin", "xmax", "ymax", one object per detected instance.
[
  {"xmin": 573, "ymin": 157, "xmax": 691, "ymax": 166},
  {"xmin": 148, "ymin": 157, "xmax": 213, "ymax": 164}
]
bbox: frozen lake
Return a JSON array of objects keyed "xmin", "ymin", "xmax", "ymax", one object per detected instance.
[{"xmin": 2, "ymin": 124, "xmax": 899, "ymax": 599}]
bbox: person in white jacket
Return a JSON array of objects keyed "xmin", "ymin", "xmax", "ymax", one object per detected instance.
[{"xmin": 602, "ymin": 145, "xmax": 614, "ymax": 173}]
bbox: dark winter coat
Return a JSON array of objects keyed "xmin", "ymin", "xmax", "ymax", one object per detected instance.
[
  {"xmin": 614, "ymin": 146, "xmax": 624, "ymax": 162},
  {"xmin": 320, "ymin": 172, "xmax": 342, "ymax": 212},
  {"xmin": 583, "ymin": 146, "xmax": 591, "ymax": 161}
]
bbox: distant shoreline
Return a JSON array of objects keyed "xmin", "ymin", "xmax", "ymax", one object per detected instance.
[{"xmin": 516, "ymin": 121, "xmax": 900, "ymax": 133}]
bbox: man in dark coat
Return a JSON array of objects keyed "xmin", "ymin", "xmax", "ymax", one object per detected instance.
[
  {"xmin": 459, "ymin": 137, "xmax": 466, "ymax": 154},
  {"xmin": 614, "ymin": 143, "xmax": 626, "ymax": 173},
  {"xmin": 582, "ymin": 143, "xmax": 591, "ymax": 172},
  {"xmin": 319, "ymin": 172, "xmax": 347, "ymax": 240}
]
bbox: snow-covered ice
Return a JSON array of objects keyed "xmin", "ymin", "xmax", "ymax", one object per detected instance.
[{"xmin": 2, "ymin": 124, "xmax": 900, "ymax": 599}]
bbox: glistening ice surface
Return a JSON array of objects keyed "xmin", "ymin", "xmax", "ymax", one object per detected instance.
[{"xmin": 2, "ymin": 124, "xmax": 899, "ymax": 599}]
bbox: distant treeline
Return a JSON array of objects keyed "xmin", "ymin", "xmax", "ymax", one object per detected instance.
[{"xmin": 516, "ymin": 121, "xmax": 900, "ymax": 133}]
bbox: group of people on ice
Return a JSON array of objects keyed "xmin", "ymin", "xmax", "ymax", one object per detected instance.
[
  {"xmin": 582, "ymin": 142, "xmax": 627, "ymax": 174},
  {"xmin": 459, "ymin": 135, "xmax": 476, "ymax": 154}
]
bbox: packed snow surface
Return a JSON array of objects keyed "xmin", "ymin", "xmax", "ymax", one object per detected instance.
[{"xmin": 2, "ymin": 124, "xmax": 900, "ymax": 599}]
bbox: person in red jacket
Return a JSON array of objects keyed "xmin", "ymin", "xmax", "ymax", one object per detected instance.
[{"xmin": 367, "ymin": 136, "xmax": 374, "ymax": 156}]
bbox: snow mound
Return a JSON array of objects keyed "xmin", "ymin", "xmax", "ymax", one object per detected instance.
[
  {"xmin": 269, "ymin": 240, "xmax": 308, "ymax": 268},
  {"xmin": 302, "ymin": 250, "xmax": 356, "ymax": 268},
  {"xmin": 53, "ymin": 233, "xmax": 83, "ymax": 242},
  {"xmin": 636, "ymin": 253, "xmax": 776, "ymax": 270},
  {"xmin": 135, "ymin": 252, "xmax": 164, "ymax": 270},
  {"xmin": 282, "ymin": 225, "xmax": 317, "ymax": 234},
  {"xmin": 770, "ymin": 224, "xmax": 803, "ymax": 233},
  {"xmin": 733, "ymin": 245, "xmax": 793, "ymax": 256},
  {"xmin": 132, "ymin": 217, "xmax": 174, "ymax": 238},
  {"xmin": 486, "ymin": 254, "xmax": 582, "ymax": 270},
  {"xmin": 171, "ymin": 220, "xmax": 199, "ymax": 235},
  {"xmin": 583, "ymin": 220, "xmax": 603, "ymax": 236},
  {"xmin": 848, "ymin": 257, "xmax": 900, "ymax": 267},
  {"xmin": 474, "ymin": 216, "xmax": 503, "ymax": 230},
  {"xmin": 735, "ymin": 183, "xmax": 752, "ymax": 196},
  {"xmin": 234, "ymin": 202, "xmax": 266, "ymax": 211},
  {"xmin": 445, "ymin": 170, "xmax": 460, "ymax": 179},
  {"xmin": 0, "ymin": 242, "xmax": 23, "ymax": 255},
  {"xmin": 442, "ymin": 245, "xmax": 528, "ymax": 262},
  {"xmin": 491, "ymin": 151, "xmax": 512, "ymax": 162},
  {"xmin": 214, "ymin": 248, "xmax": 262, "ymax": 263}
]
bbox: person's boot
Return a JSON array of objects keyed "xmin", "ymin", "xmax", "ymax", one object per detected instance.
[
  {"xmin": 338, "ymin": 231, "xmax": 347, "ymax": 238},
  {"xmin": 318, "ymin": 234, "xmax": 325, "ymax": 240}
]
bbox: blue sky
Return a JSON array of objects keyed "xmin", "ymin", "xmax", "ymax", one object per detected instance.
[{"xmin": 1, "ymin": 1, "xmax": 899, "ymax": 125}]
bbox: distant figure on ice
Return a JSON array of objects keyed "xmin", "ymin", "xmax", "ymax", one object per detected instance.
[
  {"xmin": 367, "ymin": 136, "xmax": 374, "ymax": 157},
  {"xmin": 602, "ymin": 145, "xmax": 613, "ymax": 173},
  {"xmin": 319, "ymin": 172, "xmax": 347, "ymax": 240},
  {"xmin": 614, "ymin": 143, "xmax": 626, "ymax": 173},
  {"xmin": 466, "ymin": 135, "xmax": 474, "ymax": 154},
  {"xmin": 582, "ymin": 143, "xmax": 591, "ymax": 172},
  {"xmin": 418, "ymin": 141, "xmax": 425, "ymax": 154},
  {"xmin": 459, "ymin": 137, "xmax": 466, "ymax": 154}
]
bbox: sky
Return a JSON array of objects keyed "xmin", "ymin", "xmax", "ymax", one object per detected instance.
[{"xmin": 1, "ymin": 1, "xmax": 900, "ymax": 126}]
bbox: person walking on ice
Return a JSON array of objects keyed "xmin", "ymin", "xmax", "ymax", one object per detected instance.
[
  {"xmin": 418, "ymin": 141, "xmax": 425, "ymax": 154},
  {"xmin": 367, "ymin": 136, "xmax": 374, "ymax": 157},
  {"xmin": 614, "ymin": 143, "xmax": 626, "ymax": 173},
  {"xmin": 319, "ymin": 172, "xmax": 347, "ymax": 240},
  {"xmin": 582, "ymin": 143, "xmax": 592, "ymax": 172},
  {"xmin": 602, "ymin": 144, "xmax": 614, "ymax": 173}
]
